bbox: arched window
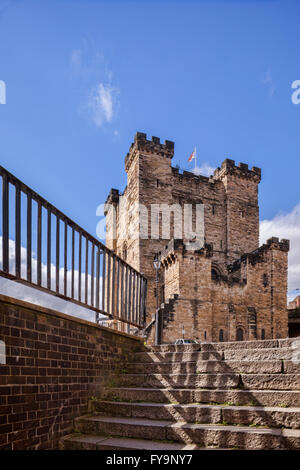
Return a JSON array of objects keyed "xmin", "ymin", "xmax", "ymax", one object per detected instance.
[
  {"xmin": 261, "ymin": 329, "xmax": 265, "ymax": 340},
  {"xmin": 211, "ymin": 269, "xmax": 218, "ymax": 280},
  {"xmin": 236, "ymin": 328, "xmax": 244, "ymax": 341},
  {"xmin": 219, "ymin": 329, "xmax": 224, "ymax": 342}
]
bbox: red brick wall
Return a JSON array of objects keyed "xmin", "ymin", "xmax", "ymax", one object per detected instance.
[{"xmin": 0, "ymin": 294, "xmax": 143, "ymax": 450}]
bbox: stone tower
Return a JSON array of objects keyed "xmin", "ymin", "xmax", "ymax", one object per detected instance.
[{"xmin": 105, "ymin": 132, "xmax": 289, "ymax": 342}]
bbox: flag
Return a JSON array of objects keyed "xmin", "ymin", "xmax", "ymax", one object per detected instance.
[{"xmin": 188, "ymin": 148, "xmax": 196, "ymax": 162}]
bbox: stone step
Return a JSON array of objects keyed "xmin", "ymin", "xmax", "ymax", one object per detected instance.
[
  {"xmin": 149, "ymin": 338, "xmax": 288, "ymax": 352},
  {"xmin": 127, "ymin": 360, "xmax": 286, "ymax": 375},
  {"xmin": 134, "ymin": 348, "xmax": 294, "ymax": 363},
  {"xmin": 74, "ymin": 415, "xmax": 300, "ymax": 450},
  {"xmin": 103, "ymin": 387, "xmax": 300, "ymax": 407},
  {"xmin": 116, "ymin": 373, "xmax": 241, "ymax": 389},
  {"xmin": 114, "ymin": 372, "xmax": 300, "ymax": 390},
  {"xmin": 94, "ymin": 400, "xmax": 300, "ymax": 429},
  {"xmin": 60, "ymin": 434, "xmax": 219, "ymax": 450},
  {"xmin": 150, "ymin": 338, "xmax": 299, "ymax": 353}
]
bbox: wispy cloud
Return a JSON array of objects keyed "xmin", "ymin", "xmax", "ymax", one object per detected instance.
[
  {"xmin": 260, "ymin": 203, "xmax": 300, "ymax": 301},
  {"xmin": 262, "ymin": 69, "xmax": 276, "ymax": 98},
  {"xmin": 192, "ymin": 163, "xmax": 215, "ymax": 177},
  {"xmin": 87, "ymin": 82, "xmax": 119, "ymax": 128},
  {"xmin": 70, "ymin": 40, "xmax": 120, "ymax": 131}
]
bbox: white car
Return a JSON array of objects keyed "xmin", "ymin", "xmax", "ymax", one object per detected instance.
[{"xmin": 174, "ymin": 338, "xmax": 198, "ymax": 345}]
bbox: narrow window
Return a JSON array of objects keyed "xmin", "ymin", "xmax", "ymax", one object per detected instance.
[
  {"xmin": 219, "ymin": 329, "xmax": 224, "ymax": 342},
  {"xmin": 236, "ymin": 328, "xmax": 244, "ymax": 341},
  {"xmin": 261, "ymin": 329, "xmax": 265, "ymax": 340}
]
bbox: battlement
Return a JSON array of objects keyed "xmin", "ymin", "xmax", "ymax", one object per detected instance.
[
  {"xmin": 171, "ymin": 166, "xmax": 211, "ymax": 183},
  {"xmin": 104, "ymin": 188, "xmax": 120, "ymax": 215},
  {"xmin": 159, "ymin": 239, "xmax": 213, "ymax": 265},
  {"xmin": 228, "ymin": 237, "xmax": 290, "ymax": 272},
  {"xmin": 125, "ymin": 132, "xmax": 174, "ymax": 172},
  {"xmin": 213, "ymin": 158, "xmax": 261, "ymax": 183}
]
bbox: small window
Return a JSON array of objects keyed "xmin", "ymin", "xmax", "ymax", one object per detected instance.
[
  {"xmin": 261, "ymin": 329, "xmax": 265, "ymax": 340},
  {"xmin": 219, "ymin": 329, "xmax": 224, "ymax": 342},
  {"xmin": 204, "ymin": 331, "xmax": 207, "ymax": 340},
  {"xmin": 212, "ymin": 205, "xmax": 215, "ymax": 215},
  {"xmin": 240, "ymin": 210, "xmax": 245, "ymax": 218},
  {"xmin": 236, "ymin": 328, "xmax": 244, "ymax": 341},
  {"xmin": 211, "ymin": 269, "xmax": 218, "ymax": 280}
]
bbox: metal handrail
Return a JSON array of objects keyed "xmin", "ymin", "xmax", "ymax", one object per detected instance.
[{"xmin": 0, "ymin": 166, "xmax": 147, "ymax": 328}]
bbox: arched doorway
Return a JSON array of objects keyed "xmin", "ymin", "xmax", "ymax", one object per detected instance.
[{"xmin": 236, "ymin": 328, "xmax": 244, "ymax": 341}]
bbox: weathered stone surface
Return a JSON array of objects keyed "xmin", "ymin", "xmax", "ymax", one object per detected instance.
[
  {"xmin": 241, "ymin": 374, "xmax": 300, "ymax": 390},
  {"xmin": 61, "ymin": 341, "xmax": 300, "ymax": 450},
  {"xmin": 127, "ymin": 360, "xmax": 283, "ymax": 375}
]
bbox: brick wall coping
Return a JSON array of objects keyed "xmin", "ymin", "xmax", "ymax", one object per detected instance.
[{"xmin": 0, "ymin": 293, "xmax": 144, "ymax": 343}]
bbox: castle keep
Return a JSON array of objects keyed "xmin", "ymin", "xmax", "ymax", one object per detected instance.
[{"xmin": 105, "ymin": 132, "xmax": 289, "ymax": 343}]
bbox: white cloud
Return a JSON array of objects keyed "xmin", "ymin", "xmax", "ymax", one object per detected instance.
[
  {"xmin": 260, "ymin": 203, "xmax": 300, "ymax": 300},
  {"xmin": 262, "ymin": 69, "xmax": 276, "ymax": 98},
  {"xmin": 88, "ymin": 82, "xmax": 119, "ymax": 127},
  {"xmin": 192, "ymin": 163, "xmax": 215, "ymax": 177},
  {"xmin": 70, "ymin": 48, "xmax": 82, "ymax": 67},
  {"xmin": 69, "ymin": 41, "xmax": 120, "ymax": 130}
]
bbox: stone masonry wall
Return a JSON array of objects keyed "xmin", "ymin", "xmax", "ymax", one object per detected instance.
[
  {"xmin": 161, "ymin": 238, "xmax": 289, "ymax": 343},
  {"xmin": 0, "ymin": 294, "xmax": 143, "ymax": 450}
]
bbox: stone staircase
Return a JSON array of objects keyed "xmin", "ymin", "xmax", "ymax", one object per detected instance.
[{"xmin": 60, "ymin": 338, "xmax": 300, "ymax": 450}]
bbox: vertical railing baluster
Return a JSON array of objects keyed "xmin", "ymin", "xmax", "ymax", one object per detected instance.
[
  {"xmin": 102, "ymin": 249, "xmax": 106, "ymax": 312},
  {"xmin": 78, "ymin": 232, "xmax": 82, "ymax": 302},
  {"xmin": 128, "ymin": 268, "xmax": 132, "ymax": 323},
  {"xmin": 107, "ymin": 253, "xmax": 111, "ymax": 315},
  {"xmin": 132, "ymin": 271, "xmax": 135, "ymax": 324},
  {"xmin": 64, "ymin": 220, "xmax": 67, "ymax": 297},
  {"xmin": 56, "ymin": 216, "xmax": 60, "ymax": 293},
  {"xmin": 37, "ymin": 201, "xmax": 42, "ymax": 286},
  {"xmin": 116, "ymin": 259, "xmax": 120, "ymax": 319},
  {"xmin": 135, "ymin": 272, "xmax": 139, "ymax": 325},
  {"xmin": 111, "ymin": 255, "xmax": 116, "ymax": 316},
  {"xmin": 120, "ymin": 262, "xmax": 124, "ymax": 320},
  {"xmin": 124, "ymin": 265, "xmax": 128, "ymax": 321},
  {"xmin": 71, "ymin": 227, "xmax": 75, "ymax": 298},
  {"xmin": 96, "ymin": 248, "xmax": 100, "ymax": 310},
  {"xmin": 85, "ymin": 237, "xmax": 88, "ymax": 304},
  {"xmin": 47, "ymin": 208, "xmax": 51, "ymax": 289},
  {"xmin": 15, "ymin": 183, "xmax": 21, "ymax": 278},
  {"xmin": 27, "ymin": 193, "xmax": 32, "ymax": 282},
  {"xmin": 91, "ymin": 243, "xmax": 95, "ymax": 307},
  {"xmin": 2, "ymin": 173, "xmax": 9, "ymax": 273}
]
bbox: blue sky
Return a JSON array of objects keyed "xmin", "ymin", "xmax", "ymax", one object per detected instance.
[{"xmin": 1, "ymin": 0, "xmax": 300, "ymax": 297}]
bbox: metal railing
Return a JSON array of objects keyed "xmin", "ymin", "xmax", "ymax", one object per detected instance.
[{"xmin": 0, "ymin": 166, "xmax": 147, "ymax": 328}]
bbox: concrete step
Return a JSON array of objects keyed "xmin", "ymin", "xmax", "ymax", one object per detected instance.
[
  {"xmin": 94, "ymin": 400, "xmax": 300, "ymax": 429},
  {"xmin": 135, "ymin": 348, "xmax": 294, "ymax": 363},
  {"xmin": 60, "ymin": 434, "xmax": 221, "ymax": 450},
  {"xmin": 74, "ymin": 414, "xmax": 300, "ymax": 450},
  {"xmin": 127, "ymin": 360, "xmax": 286, "ymax": 375},
  {"xmin": 103, "ymin": 387, "xmax": 300, "ymax": 407}
]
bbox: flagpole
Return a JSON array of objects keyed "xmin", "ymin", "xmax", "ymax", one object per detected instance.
[{"xmin": 195, "ymin": 146, "xmax": 197, "ymax": 171}]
